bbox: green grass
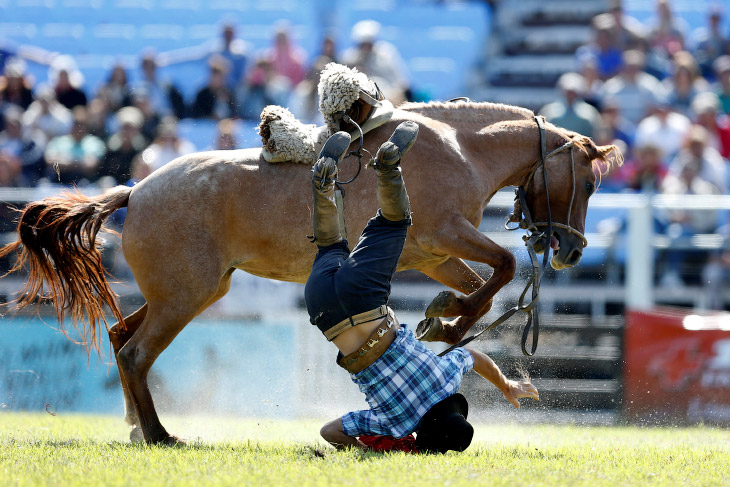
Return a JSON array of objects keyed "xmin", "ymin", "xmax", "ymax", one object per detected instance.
[{"xmin": 1, "ymin": 413, "xmax": 729, "ymax": 487}]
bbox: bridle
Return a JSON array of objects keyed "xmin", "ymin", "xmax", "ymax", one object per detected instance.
[{"xmin": 439, "ymin": 115, "xmax": 585, "ymax": 357}]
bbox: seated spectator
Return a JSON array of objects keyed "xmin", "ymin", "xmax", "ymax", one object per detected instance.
[
  {"xmin": 0, "ymin": 59, "xmax": 34, "ymax": 112},
  {"xmin": 43, "ymin": 106, "xmax": 105, "ymax": 186},
  {"xmin": 22, "ymin": 85, "xmax": 73, "ymax": 140},
  {"xmin": 236, "ymin": 58, "xmax": 286, "ymax": 120},
  {"xmin": 691, "ymin": 4, "xmax": 730, "ymax": 80},
  {"xmin": 600, "ymin": 50, "xmax": 663, "ymax": 125},
  {"xmin": 50, "ymin": 55, "xmax": 87, "ymax": 110},
  {"xmin": 621, "ymin": 142, "xmax": 668, "ymax": 193},
  {"xmin": 130, "ymin": 87, "xmax": 161, "ymax": 143},
  {"xmin": 342, "ymin": 20, "xmax": 412, "ymax": 102},
  {"xmin": 191, "ymin": 55, "xmax": 236, "ymax": 120},
  {"xmin": 692, "ymin": 91, "xmax": 730, "ymax": 159},
  {"xmin": 712, "ymin": 55, "xmax": 730, "ymax": 115},
  {"xmin": 539, "ymin": 72, "xmax": 600, "ymax": 138},
  {"xmin": 98, "ymin": 106, "xmax": 147, "ymax": 185},
  {"xmin": 667, "ymin": 124, "xmax": 727, "ymax": 194},
  {"xmin": 86, "ymin": 97, "xmax": 111, "ymax": 140},
  {"xmin": 290, "ymin": 34, "xmax": 338, "ymax": 123},
  {"xmin": 133, "ymin": 52, "xmax": 187, "ymax": 120},
  {"xmin": 578, "ymin": 57, "xmax": 604, "ymax": 108},
  {"xmin": 140, "ymin": 116, "xmax": 195, "ymax": 172},
  {"xmin": 0, "ymin": 106, "xmax": 45, "ymax": 186},
  {"xmin": 214, "ymin": 118, "xmax": 237, "ymax": 150},
  {"xmin": 596, "ymin": 97, "xmax": 635, "ymax": 155},
  {"xmin": 576, "ymin": 14, "xmax": 625, "ymax": 80},
  {"xmin": 660, "ymin": 128, "xmax": 725, "ymax": 287},
  {"xmin": 662, "ymin": 51, "xmax": 710, "ymax": 117},
  {"xmin": 634, "ymin": 96, "xmax": 691, "ymax": 164},
  {"xmin": 97, "ymin": 63, "xmax": 133, "ymax": 112}
]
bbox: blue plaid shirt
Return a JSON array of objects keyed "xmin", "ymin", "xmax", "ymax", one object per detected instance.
[{"xmin": 340, "ymin": 324, "xmax": 474, "ymax": 439}]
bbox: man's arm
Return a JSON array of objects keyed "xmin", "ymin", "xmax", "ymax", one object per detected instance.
[
  {"xmin": 465, "ymin": 347, "xmax": 539, "ymax": 408},
  {"xmin": 320, "ymin": 418, "xmax": 367, "ymax": 450}
]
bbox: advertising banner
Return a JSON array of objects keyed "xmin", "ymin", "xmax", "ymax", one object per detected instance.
[{"xmin": 624, "ymin": 308, "xmax": 730, "ymax": 424}]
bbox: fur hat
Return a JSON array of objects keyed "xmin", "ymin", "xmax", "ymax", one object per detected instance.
[{"xmin": 258, "ymin": 105, "xmax": 328, "ymax": 164}]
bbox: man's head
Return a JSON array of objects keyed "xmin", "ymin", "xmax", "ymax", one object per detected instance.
[{"xmin": 416, "ymin": 393, "xmax": 473, "ymax": 454}]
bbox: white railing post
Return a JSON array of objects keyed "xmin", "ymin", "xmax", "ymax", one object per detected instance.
[{"xmin": 626, "ymin": 195, "xmax": 653, "ymax": 310}]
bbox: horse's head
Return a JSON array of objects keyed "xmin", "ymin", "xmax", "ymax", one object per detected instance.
[{"xmin": 520, "ymin": 125, "xmax": 623, "ymax": 270}]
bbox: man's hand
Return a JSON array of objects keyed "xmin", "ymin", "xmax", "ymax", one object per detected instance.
[{"xmin": 502, "ymin": 380, "xmax": 539, "ymax": 409}]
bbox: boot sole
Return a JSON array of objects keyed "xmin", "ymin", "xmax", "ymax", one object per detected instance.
[
  {"xmin": 388, "ymin": 121, "xmax": 419, "ymax": 156},
  {"xmin": 318, "ymin": 131, "xmax": 352, "ymax": 163}
]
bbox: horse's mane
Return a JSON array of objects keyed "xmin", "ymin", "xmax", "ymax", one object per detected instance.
[{"xmin": 398, "ymin": 100, "xmax": 534, "ymax": 127}]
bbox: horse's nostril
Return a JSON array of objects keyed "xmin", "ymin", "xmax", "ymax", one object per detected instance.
[{"xmin": 566, "ymin": 248, "xmax": 582, "ymax": 266}]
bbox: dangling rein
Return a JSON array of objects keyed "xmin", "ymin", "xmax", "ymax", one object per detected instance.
[{"xmin": 439, "ymin": 115, "xmax": 583, "ymax": 358}]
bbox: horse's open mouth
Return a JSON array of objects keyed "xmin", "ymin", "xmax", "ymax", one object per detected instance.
[{"xmin": 550, "ymin": 232, "xmax": 583, "ymax": 270}]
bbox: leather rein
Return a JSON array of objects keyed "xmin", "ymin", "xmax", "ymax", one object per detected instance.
[{"xmin": 439, "ymin": 115, "xmax": 584, "ymax": 357}]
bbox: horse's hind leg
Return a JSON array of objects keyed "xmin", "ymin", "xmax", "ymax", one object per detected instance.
[
  {"xmin": 115, "ymin": 269, "xmax": 235, "ymax": 445},
  {"xmin": 108, "ymin": 304, "xmax": 147, "ymax": 442}
]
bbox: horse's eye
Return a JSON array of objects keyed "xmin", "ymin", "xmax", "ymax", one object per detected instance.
[{"xmin": 585, "ymin": 182, "xmax": 595, "ymax": 195}]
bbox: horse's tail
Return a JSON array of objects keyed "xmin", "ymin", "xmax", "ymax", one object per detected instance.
[{"xmin": 0, "ymin": 185, "xmax": 132, "ymax": 353}]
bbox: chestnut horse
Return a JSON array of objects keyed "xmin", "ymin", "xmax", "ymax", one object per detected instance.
[{"xmin": 0, "ymin": 101, "xmax": 620, "ymax": 444}]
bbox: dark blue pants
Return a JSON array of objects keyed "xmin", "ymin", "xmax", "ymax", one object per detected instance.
[{"xmin": 305, "ymin": 211, "xmax": 410, "ymax": 337}]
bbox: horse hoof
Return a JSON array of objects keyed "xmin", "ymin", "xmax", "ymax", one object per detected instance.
[
  {"xmin": 129, "ymin": 425, "xmax": 144, "ymax": 443},
  {"xmin": 416, "ymin": 317, "xmax": 444, "ymax": 342},
  {"xmin": 425, "ymin": 290, "xmax": 459, "ymax": 318},
  {"xmin": 149, "ymin": 434, "xmax": 187, "ymax": 447}
]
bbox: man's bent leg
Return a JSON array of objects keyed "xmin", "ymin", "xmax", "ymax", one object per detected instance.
[
  {"xmin": 372, "ymin": 121, "xmax": 419, "ymax": 222},
  {"xmin": 311, "ymin": 131, "xmax": 351, "ymax": 247}
]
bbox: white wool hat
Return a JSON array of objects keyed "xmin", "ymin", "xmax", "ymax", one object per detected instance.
[
  {"xmin": 351, "ymin": 20, "xmax": 380, "ymax": 43},
  {"xmin": 318, "ymin": 62, "xmax": 378, "ymax": 134}
]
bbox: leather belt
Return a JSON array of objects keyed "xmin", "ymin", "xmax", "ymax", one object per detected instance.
[
  {"xmin": 337, "ymin": 310, "xmax": 399, "ymax": 374},
  {"xmin": 324, "ymin": 304, "xmax": 390, "ymax": 341}
]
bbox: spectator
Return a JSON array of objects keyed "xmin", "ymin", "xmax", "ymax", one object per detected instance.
[
  {"xmin": 342, "ymin": 20, "xmax": 411, "ymax": 102},
  {"xmin": 667, "ymin": 124, "xmax": 727, "ymax": 194},
  {"xmin": 98, "ymin": 106, "xmax": 146, "ymax": 185},
  {"xmin": 133, "ymin": 52, "xmax": 187, "ymax": 120},
  {"xmin": 97, "ymin": 63, "xmax": 133, "ymax": 112},
  {"xmin": 22, "ymin": 85, "xmax": 73, "ymax": 140},
  {"xmin": 139, "ymin": 116, "xmax": 195, "ymax": 172},
  {"xmin": 596, "ymin": 97, "xmax": 635, "ymax": 156},
  {"xmin": 50, "ymin": 55, "xmax": 87, "ymax": 110},
  {"xmin": 622, "ymin": 142, "xmax": 668, "ymax": 193},
  {"xmin": 662, "ymin": 51, "xmax": 710, "ymax": 117},
  {"xmin": 130, "ymin": 87, "xmax": 161, "ymax": 142},
  {"xmin": 213, "ymin": 21, "xmax": 250, "ymax": 90},
  {"xmin": 264, "ymin": 22, "xmax": 307, "ymax": 87},
  {"xmin": 634, "ymin": 96, "xmax": 690, "ymax": 164},
  {"xmin": 691, "ymin": 4, "xmax": 730, "ymax": 80},
  {"xmin": 290, "ymin": 35, "xmax": 338, "ymax": 123},
  {"xmin": 0, "ymin": 59, "xmax": 34, "ymax": 111},
  {"xmin": 646, "ymin": 0, "xmax": 687, "ymax": 62},
  {"xmin": 539, "ymin": 72, "xmax": 600, "ymax": 138},
  {"xmin": 236, "ymin": 58, "xmax": 285, "ymax": 120},
  {"xmin": 190, "ymin": 55, "xmax": 236, "ymax": 120},
  {"xmin": 43, "ymin": 106, "xmax": 105, "ymax": 186},
  {"xmin": 578, "ymin": 57, "xmax": 604, "ymax": 108},
  {"xmin": 606, "ymin": 0, "xmax": 646, "ymax": 50},
  {"xmin": 214, "ymin": 118, "xmax": 238, "ymax": 150},
  {"xmin": 0, "ymin": 106, "xmax": 45, "ymax": 186},
  {"xmin": 692, "ymin": 91, "xmax": 730, "ymax": 159},
  {"xmin": 713, "ymin": 55, "xmax": 730, "ymax": 114},
  {"xmin": 600, "ymin": 49, "xmax": 663, "ymax": 126},
  {"xmin": 575, "ymin": 14, "xmax": 624, "ymax": 81},
  {"xmin": 86, "ymin": 97, "xmax": 111, "ymax": 140}
]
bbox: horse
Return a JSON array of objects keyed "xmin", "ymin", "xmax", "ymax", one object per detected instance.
[{"xmin": 0, "ymin": 101, "xmax": 621, "ymax": 444}]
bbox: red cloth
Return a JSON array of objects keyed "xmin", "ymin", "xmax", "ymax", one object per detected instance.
[{"xmin": 359, "ymin": 434, "xmax": 419, "ymax": 453}]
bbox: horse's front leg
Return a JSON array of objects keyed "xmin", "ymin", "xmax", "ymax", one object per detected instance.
[{"xmin": 417, "ymin": 219, "xmax": 515, "ymax": 344}]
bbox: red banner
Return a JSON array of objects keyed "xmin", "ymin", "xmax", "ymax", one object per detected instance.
[{"xmin": 624, "ymin": 307, "xmax": 730, "ymax": 424}]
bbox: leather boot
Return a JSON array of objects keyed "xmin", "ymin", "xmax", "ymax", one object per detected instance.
[
  {"xmin": 373, "ymin": 121, "xmax": 419, "ymax": 221},
  {"xmin": 311, "ymin": 131, "xmax": 351, "ymax": 246}
]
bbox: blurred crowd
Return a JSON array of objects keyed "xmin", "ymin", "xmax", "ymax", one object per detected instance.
[
  {"xmin": 0, "ymin": 19, "xmax": 412, "ymax": 191},
  {"xmin": 536, "ymin": 0, "xmax": 730, "ymax": 290}
]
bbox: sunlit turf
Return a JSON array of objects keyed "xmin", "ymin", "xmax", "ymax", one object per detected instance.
[{"xmin": 1, "ymin": 412, "xmax": 729, "ymax": 487}]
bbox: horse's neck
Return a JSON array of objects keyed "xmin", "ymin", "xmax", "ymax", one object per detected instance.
[
  {"xmin": 469, "ymin": 120, "xmax": 543, "ymax": 191},
  {"xmin": 400, "ymin": 101, "xmax": 533, "ymax": 129}
]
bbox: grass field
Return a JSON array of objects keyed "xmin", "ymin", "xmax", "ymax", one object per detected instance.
[{"xmin": 1, "ymin": 412, "xmax": 729, "ymax": 487}]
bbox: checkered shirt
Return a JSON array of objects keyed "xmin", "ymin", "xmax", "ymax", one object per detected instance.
[{"xmin": 340, "ymin": 324, "xmax": 474, "ymax": 439}]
